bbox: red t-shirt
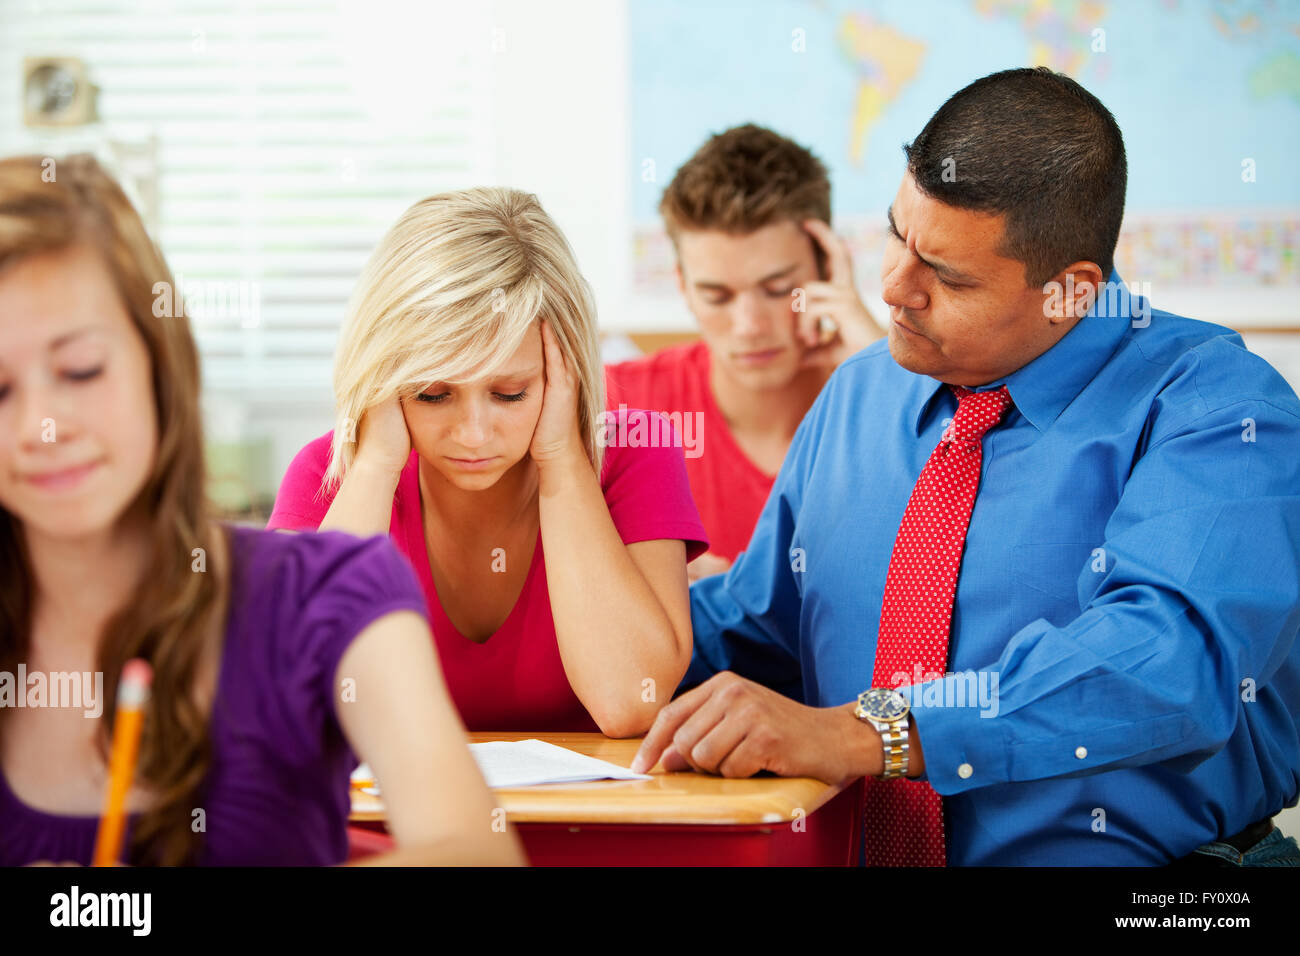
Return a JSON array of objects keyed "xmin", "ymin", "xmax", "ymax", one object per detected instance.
[
  {"xmin": 267, "ymin": 412, "xmax": 708, "ymax": 732},
  {"xmin": 604, "ymin": 341, "xmax": 775, "ymax": 562}
]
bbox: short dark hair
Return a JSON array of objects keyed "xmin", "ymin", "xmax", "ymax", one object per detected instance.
[
  {"xmin": 903, "ymin": 67, "xmax": 1127, "ymax": 287},
  {"xmin": 659, "ymin": 123, "xmax": 831, "ymax": 244}
]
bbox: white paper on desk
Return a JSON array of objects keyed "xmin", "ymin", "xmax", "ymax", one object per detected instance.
[
  {"xmin": 468, "ymin": 739, "xmax": 651, "ymax": 788},
  {"xmin": 350, "ymin": 739, "xmax": 650, "ymax": 793}
]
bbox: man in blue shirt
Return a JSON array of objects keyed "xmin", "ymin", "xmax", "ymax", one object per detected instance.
[{"xmin": 632, "ymin": 67, "xmax": 1300, "ymax": 865}]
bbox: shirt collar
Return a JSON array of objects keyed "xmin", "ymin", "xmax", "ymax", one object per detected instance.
[{"xmin": 912, "ymin": 269, "xmax": 1135, "ymax": 436}]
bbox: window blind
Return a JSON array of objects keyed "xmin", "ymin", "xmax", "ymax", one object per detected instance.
[{"xmin": 0, "ymin": 0, "xmax": 496, "ymax": 391}]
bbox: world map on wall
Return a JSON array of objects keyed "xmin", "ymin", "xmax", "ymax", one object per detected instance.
[{"xmin": 630, "ymin": 0, "xmax": 1300, "ymax": 293}]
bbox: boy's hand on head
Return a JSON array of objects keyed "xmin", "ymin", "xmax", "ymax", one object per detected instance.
[{"xmin": 797, "ymin": 219, "xmax": 885, "ymax": 370}]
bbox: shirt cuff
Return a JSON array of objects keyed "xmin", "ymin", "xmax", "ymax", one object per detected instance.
[{"xmin": 896, "ymin": 675, "xmax": 1011, "ymax": 796}]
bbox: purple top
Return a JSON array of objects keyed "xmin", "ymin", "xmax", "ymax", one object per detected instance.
[{"xmin": 0, "ymin": 526, "xmax": 428, "ymax": 866}]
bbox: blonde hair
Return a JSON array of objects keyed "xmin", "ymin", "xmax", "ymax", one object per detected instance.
[{"xmin": 325, "ymin": 187, "xmax": 605, "ymax": 492}]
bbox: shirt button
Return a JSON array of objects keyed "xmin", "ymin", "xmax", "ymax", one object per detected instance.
[
  {"xmin": 957, "ymin": 763, "xmax": 973, "ymax": 779},
  {"xmin": 1075, "ymin": 746, "xmax": 1088, "ymax": 759}
]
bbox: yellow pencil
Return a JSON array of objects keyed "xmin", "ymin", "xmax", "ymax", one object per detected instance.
[{"xmin": 91, "ymin": 658, "xmax": 153, "ymax": 867}]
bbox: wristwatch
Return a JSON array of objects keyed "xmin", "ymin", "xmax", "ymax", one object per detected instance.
[{"xmin": 855, "ymin": 687, "xmax": 911, "ymax": 779}]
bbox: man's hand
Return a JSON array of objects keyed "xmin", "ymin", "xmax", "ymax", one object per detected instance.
[
  {"xmin": 796, "ymin": 219, "xmax": 884, "ymax": 370},
  {"xmin": 630, "ymin": 671, "xmax": 882, "ymax": 786}
]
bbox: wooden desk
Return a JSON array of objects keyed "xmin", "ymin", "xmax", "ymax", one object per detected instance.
[{"xmin": 351, "ymin": 732, "xmax": 862, "ymax": 866}]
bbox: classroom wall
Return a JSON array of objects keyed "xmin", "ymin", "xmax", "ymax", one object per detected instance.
[
  {"xmin": 5, "ymin": 1, "xmax": 1296, "ymax": 502},
  {"xmin": 1, "ymin": 0, "xmax": 1297, "ymax": 850},
  {"xmin": 197, "ymin": 0, "xmax": 636, "ymax": 510}
]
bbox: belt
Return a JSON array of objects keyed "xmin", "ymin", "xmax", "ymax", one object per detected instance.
[
  {"xmin": 1220, "ymin": 816, "xmax": 1274, "ymax": 853},
  {"xmin": 1168, "ymin": 816, "xmax": 1274, "ymax": 867}
]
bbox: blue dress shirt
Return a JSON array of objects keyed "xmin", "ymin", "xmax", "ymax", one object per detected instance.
[{"xmin": 686, "ymin": 274, "xmax": 1300, "ymax": 865}]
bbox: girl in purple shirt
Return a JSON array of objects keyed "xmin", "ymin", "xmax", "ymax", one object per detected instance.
[{"xmin": 0, "ymin": 154, "xmax": 522, "ymax": 866}]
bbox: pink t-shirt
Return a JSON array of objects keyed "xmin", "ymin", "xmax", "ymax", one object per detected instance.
[
  {"xmin": 267, "ymin": 410, "xmax": 708, "ymax": 732},
  {"xmin": 605, "ymin": 341, "xmax": 777, "ymax": 562}
]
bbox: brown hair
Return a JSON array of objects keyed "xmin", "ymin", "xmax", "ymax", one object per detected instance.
[
  {"xmin": 658, "ymin": 123, "xmax": 832, "ymax": 245},
  {"xmin": 0, "ymin": 154, "xmax": 229, "ymax": 865}
]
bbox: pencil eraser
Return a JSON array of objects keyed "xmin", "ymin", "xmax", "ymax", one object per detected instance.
[
  {"xmin": 118, "ymin": 659, "xmax": 153, "ymax": 708},
  {"xmin": 121, "ymin": 658, "xmax": 153, "ymax": 687}
]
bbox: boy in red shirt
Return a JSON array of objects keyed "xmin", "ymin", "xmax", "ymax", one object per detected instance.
[{"xmin": 606, "ymin": 124, "xmax": 883, "ymax": 578}]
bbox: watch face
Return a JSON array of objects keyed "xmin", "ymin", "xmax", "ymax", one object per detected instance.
[{"xmin": 859, "ymin": 687, "xmax": 909, "ymax": 721}]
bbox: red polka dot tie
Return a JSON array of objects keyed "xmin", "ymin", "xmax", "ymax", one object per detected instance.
[{"xmin": 862, "ymin": 384, "xmax": 1013, "ymax": 866}]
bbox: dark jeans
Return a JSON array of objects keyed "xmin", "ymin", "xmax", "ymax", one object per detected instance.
[{"xmin": 1169, "ymin": 820, "xmax": 1300, "ymax": 868}]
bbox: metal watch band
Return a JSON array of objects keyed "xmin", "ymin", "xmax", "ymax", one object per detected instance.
[{"xmin": 876, "ymin": 716, "xmax": 910, "ymax": 780}]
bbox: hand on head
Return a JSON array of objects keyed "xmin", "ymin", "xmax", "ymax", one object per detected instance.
[
  {"xmin": 528, "ymin": 319, "xmax": 585, "ymax": 468},
  {"xmin": 795, "ymin": 219, "xmax": 885, "ymax": 371},
  {"xmin": 354, "ymin": 393, "xmax": 412, "ymax": 477}
]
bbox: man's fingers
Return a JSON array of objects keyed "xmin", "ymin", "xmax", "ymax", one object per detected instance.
[
  {"xmin": 661, "ymin": 688, "xmax": 733, "ymax": 773},
  {"xmin": 631, "ymin": 679, "xmax": 716, "ymax": 772},
  {"xmin": 660, "ymin": 744, "xmax": 690, "ymax": 772},
  {"xmin": 716, "ymin": 732, "xmax": 768, "ymax": 779},
  {"xmin": 684, "ymin": 713, "xmax": 752, "ymax": 773},
  {"xmin": 631, "ymin": 704, "xmax": 689, "ymax": 773}
]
